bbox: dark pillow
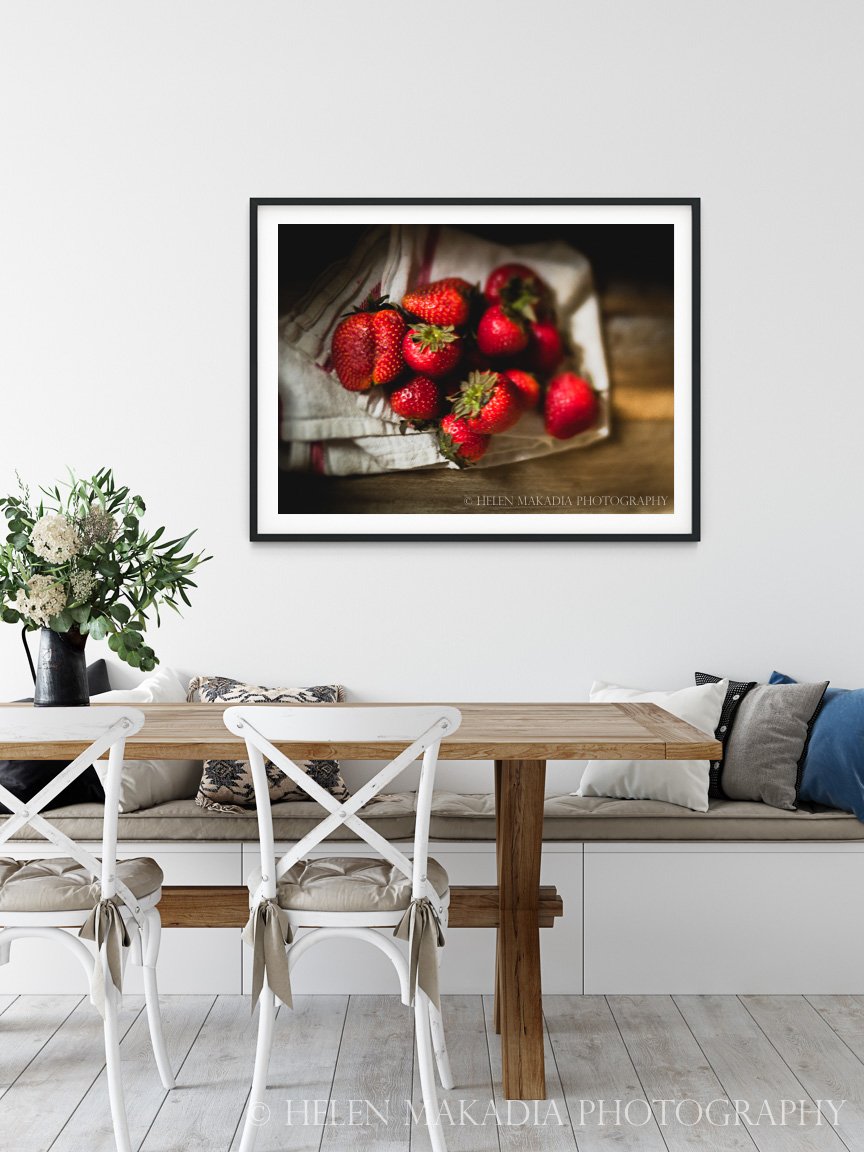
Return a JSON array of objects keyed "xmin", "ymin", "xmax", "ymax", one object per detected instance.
[
  {"xmin": 0, "ymin": 659, "xmax": 112, "ymax": 814},
  {"xmin": 0, "ymin": 759, "xmax": 105, "ymax": 814},
  {"xmin": 695, "ymin": 673, "xmax": 758, "ymax": 798}
]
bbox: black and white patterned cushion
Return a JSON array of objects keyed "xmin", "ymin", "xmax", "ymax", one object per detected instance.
[
  {"xmin": 188, "ymin": 676, "xmax": 349, "ymax": 812},
  {"xmin": 695, "ymin": 673, "xmax": 758, "ymax": 799}
]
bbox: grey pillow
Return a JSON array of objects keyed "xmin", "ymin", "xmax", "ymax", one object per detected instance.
[{"xmin": 721, "ymin": 681, "xmax": 828, "ymax": 810}]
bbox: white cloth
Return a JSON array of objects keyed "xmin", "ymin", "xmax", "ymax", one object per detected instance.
[{"xmin": 278, "ymin": 225, "xmax": 610, "ymax": 475}]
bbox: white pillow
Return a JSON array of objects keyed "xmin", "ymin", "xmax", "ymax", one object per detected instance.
[
  {"xmin": 93, "ymin": 667, "xmax": 201, "ymax": 813},
  {"xmin": 576, "ymin": 679, "xmax": 728, "ymax": 812}
]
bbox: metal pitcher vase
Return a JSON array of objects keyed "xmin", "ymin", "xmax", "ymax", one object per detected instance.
[{"xmin": 29, "ymin": 626, "xmax": 89, "ymax": 707}]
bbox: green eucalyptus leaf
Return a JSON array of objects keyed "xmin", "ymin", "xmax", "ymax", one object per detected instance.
[
  {"xmin": 50, "ymin": 610, "xmax": 73, "ymax": 633},
  {"xmin": 88, "ymin": 616, "xmax": 109, "ymax": 641}
]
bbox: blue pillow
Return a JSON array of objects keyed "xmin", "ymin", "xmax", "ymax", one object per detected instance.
[{"xmin": 770, "ymin": 671, "xmax": 864, "ymax": 818}]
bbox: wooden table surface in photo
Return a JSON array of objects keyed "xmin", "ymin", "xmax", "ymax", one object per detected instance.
[
  {"xmin": 0, "ymin": 701, "xmax": 720, "ymax": 1101},
  {"xmin": 279, "ymin": 285, "xmax": 674, "ymax": 516}
]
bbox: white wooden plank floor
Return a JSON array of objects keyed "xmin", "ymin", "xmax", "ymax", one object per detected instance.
[{"xmin": 2, "ymin": 995, "xmax": 864, "ymax": 1152}]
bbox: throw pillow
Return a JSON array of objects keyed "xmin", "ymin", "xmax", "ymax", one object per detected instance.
[
  {"xmin": 713, "ymin": 679, "xmax": 829, "ymax": 809},
  {"xmin": 576, "ymin": 679, "xmax": 728, "ymax": 812},
  {"xmin": 0, "ymin": 659, "xmax": 114, "ymax": 813},
  {"xmin": 91, "ymin": 666, "xmax": 201, "ymax": 813},
  {"xmin": 187, "ymin": 676, "xmax": 349, "ymax": 812},
  {"xmin": 695, "ymin": 673, "xmax": 758, "ymax": 799},
  {"xmin": 770, "ymin": 672, "xmax": 864, "ymax": 818}
]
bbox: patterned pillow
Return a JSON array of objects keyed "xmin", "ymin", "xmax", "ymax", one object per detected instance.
[{"xmin": 188, "ymin": 676, "xmax": 349, "ymax": 812}]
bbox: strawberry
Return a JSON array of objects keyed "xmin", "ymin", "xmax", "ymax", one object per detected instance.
[
  {"xmin": 527, "ymin": 319, "xmax": 565, "ymax": 375},
  {"xmin": 331, "ymin": 297, "xmax": 406, "ymax": 391},
  {"xmin": 438, "ymin": 414, "xmax": 490, "ymax": 467},
  {"xmin": 451, "ymin": 370, "xmax": 522, "ymax": 435},
  {"xmin": 462, "ymin": 343, "xmax": 494, "ymax": 374},
  {"xmin": 476, "ymin": 305, "xmax": 529, "ymax": 358},
  {"xmin": 503, "ymin": 368, "xmax": 541, "ymax": 412},
  {"xmin": 388, "ymin": 376, "xmax": 442, "ymax": 423},
  {"xmin": 484, "ymin": 263, "xmax": 551, "ymax": 321},
  {"xmin": 402, "ymin": 323, "xmax": 462, "ymax": 378},
  {"xmin": 402, "ymin": 277, "xmax": 473, "ymax": 328},
  {"xmin": 544, "ymin": 373, "xmax": 599, "ymax": 439}
]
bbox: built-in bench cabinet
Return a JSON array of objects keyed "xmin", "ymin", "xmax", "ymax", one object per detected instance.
[{"xmin": 2, "ymin": 792, "xmax": 863, "ymax": 996}]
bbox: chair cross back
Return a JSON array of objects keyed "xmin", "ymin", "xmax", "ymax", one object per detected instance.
[
  {"xmin": 0, "ymin": 707, "xmax": 145, "ymax": 921},
  {"xmin": 223, "ymin": 705, "xmax": 461, "ymax": 908}
]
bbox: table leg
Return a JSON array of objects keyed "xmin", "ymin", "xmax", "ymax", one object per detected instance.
[
  {"xmin": 493, "ymin": 759, "xmax": 503, "ymax": 1035},
  {"xmin": 495, "ymin": 757, "xmax": 546, "ymax": 1100}
]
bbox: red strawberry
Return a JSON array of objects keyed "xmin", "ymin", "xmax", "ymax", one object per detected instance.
[
  {"xmin": 388, "ymin": 376, "xmax": 442, "ymax": 422},
  {"xmin": 451, "ymin": 370, "xmax": 521, "ymax": 435},
  {"xmin": 402, "ymin": 278, "xmax": 473, "ymax": 328},
  {"xmin": 462, "ymin": 343, "xmax": 493, "ymax": 374},
  {"xmin": 544, "ymin": 373, "xmax": 599, "ymax": 439},
  {"xmin": 484, "ymin": 263, "xmax": 551, "ymax": 321},
  {"xmin": 331, "ymin": 298, "xmax": 406, "ymax": 391},
  {"xmin": 527, "ymin": 319, "xmax": 565, "ymax": 375},
  {"xmin": 476, "ymin": 305, "xmax": 529, "ymax": 358},
  {"xmin": 438, "ymin": 414, "xmax": 490, "ymax": 466},
  {"xmin": 403, "ymin": 323, "xmax": 462, "ymax": 378},
  {"xmin": 503, "ymin": 369, "xmax": 541, "ymax": 412}
]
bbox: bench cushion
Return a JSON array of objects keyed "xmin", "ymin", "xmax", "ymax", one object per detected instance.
[{"xmin": 8, "ymin": 792, "xmax": 863, "ymax": 843}]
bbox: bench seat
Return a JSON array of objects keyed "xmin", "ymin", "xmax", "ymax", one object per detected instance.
[{"xmin": 11, "ymin": 791, "xmax": 863, "ymax": 842}]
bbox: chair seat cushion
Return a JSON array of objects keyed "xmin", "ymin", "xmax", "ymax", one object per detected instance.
[
  {"xmin": 0, "ymin": 856, "xmax": 163, "ymax": 913},
  {"xmin": 249, "ymin": 856, "xmax": 449, "ymax": 914}
]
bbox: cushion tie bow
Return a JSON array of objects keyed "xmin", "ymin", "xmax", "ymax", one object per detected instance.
[
  {"xmin": 79, "ymin": 900, "xmax": 131, "ymax": 1017},
  {"xmin": 242, "ymin": 898, "xmax": 294, "ymax": 1011},
  {"xmin": 394, "ymin": 896, "xmax": 445, "ymax": 1009}
]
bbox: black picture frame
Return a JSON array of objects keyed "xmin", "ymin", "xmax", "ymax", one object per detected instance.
[{"xmin": 251, "ymin": 198, "xmax": 700, "ymax": 543}]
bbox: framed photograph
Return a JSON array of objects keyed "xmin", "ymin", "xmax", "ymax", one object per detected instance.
[{"xmin": 251, "ymin": 198, "xmax": 699, "ymax": 542}]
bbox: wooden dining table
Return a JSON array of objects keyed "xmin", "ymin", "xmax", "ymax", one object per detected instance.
[{"xmin": 0, "ymin": 700, "xmax": 721, "ymax": 1101}]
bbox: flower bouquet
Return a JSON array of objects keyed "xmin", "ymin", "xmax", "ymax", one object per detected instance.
[{"xmin": 0, "ymin": 468, "xmax": 209, "ymax": 705}]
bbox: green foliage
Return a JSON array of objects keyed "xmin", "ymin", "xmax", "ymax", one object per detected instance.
[{"xmin": 0, "ymin": 468, "xmax": 209, "ymax": 671}]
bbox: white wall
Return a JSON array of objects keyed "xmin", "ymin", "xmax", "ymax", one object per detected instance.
[{"xmin": 1, "ymin": 1, "xmax": 863, "ymax": 719}]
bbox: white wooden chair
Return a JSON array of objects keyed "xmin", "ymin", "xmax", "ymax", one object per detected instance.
[
  {"xmin": 0, "ymin": 707, "xmax": 174, "ymax": 1152},
  {"xmin": 224, "ymin": 704, "xmax": 462, "ymax": 1152}
]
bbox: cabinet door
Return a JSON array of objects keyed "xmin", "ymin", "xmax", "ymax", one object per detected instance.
[{"xmin": 584, "ymin": 844, "xmax": 864, "ymax": 994}]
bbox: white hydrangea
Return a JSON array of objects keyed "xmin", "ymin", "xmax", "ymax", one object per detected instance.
[
  {"xmin": 29, "ymin": 514, "xmax": 80, "ymax": 564},
  {"xmin": 14, "ymin": 575, "xmax": 67, "ymax": 627}
]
